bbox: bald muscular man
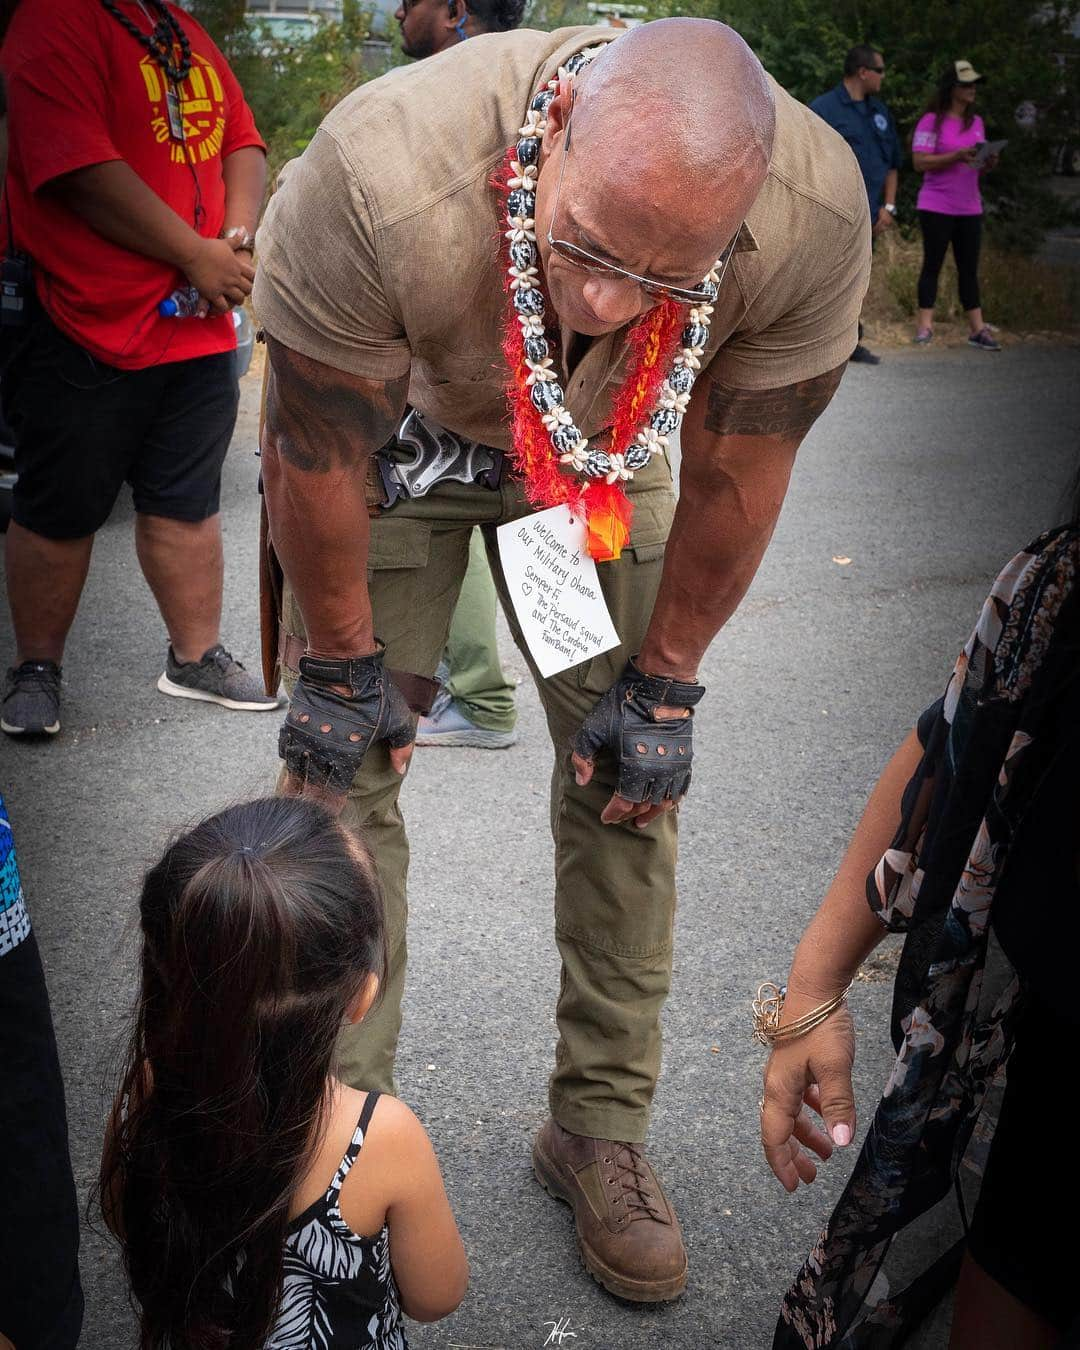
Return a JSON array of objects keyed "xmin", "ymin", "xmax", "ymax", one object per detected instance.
[{"xmin": 255, "ymin": 19, "xmax": 869, "ymax": 1299}]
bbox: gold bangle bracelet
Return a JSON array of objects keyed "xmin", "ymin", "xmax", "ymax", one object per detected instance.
[{"xmin": 751, "ymin": 982, "xmax": 850, "ymax": 1047}]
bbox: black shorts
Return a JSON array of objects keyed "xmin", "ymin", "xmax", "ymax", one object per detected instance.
[
  {"xmin": 967, "ymin": 997, "xmax": 1073, "ymax": 1332},
  {"xmin": 3, "ymin": 306, "xmax": 239, "ymax": 539}
]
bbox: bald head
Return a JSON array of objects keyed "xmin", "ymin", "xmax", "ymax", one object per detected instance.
[
  {"xmin": 577, "ymin": 19, "xmax": 774, "ymax": 214},
  {"xmin": 533, "ymin": 19, "xmax": 774, "ymax": 336}
]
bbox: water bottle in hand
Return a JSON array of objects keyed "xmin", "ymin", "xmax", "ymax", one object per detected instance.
[{"xmin": 158, "ymin": 285, "xmax": 203, "ymax": 319}]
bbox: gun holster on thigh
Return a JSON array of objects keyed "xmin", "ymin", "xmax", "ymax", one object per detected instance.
[{"xmin": 375, "ymin": 407, "xmax": 503, "ymax": 508}]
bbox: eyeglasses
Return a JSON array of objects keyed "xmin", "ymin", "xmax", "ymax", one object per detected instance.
[
  {"xmin": 864, "ymin": 65, "xmax": 885, "ymax": 74},
  {"xmin": 545, "ymin": 88, "xmax": 737, "ymax": 307}
]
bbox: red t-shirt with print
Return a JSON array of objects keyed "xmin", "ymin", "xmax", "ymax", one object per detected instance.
[{"xmin": 0, "ymin": 0, "xmax": 265, "ymax": 369}]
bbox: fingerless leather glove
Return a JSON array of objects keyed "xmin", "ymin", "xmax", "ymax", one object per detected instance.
[
  {"xmin": 279, "ymin": 646, "xmax": 414, "ymax": 794},
  {"xmin": 573, "ymin": 658, "xmax": 705, "ymax": 805}
]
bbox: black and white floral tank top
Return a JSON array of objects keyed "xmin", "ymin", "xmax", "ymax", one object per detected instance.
[{"xmin": 266, "ymin": 1091, "xmax": 407, "ymax": 1349}]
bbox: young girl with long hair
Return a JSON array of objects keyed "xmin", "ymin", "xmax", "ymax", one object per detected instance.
[{"xmin": 101, "ymin": 796, "xmax": 467, "ymax": 1349}]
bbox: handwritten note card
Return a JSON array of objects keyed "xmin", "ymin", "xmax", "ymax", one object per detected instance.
[{"xmin": 497, "ymin": 506, "xmax": 620, "ymax": 679}]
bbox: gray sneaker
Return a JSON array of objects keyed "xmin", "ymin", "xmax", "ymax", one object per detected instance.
[
  {"xmin": 415, "ymin": 694, "xmax": 518, "ymax": 749},
  {"xmin": 2, "ymin": 660, "xmax": 62, "ymax": 737},
  {"xmin": 967, "ymin": 326, "xmax": 1002, "ymax": 352},
  {"xmin": 157, "ymin": 644, "xmax": 280, "ymax": 711}
]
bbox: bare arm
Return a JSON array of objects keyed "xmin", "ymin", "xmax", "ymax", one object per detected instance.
[
  {"xmin": 261, "ymin": 336, "xmax": 408, "ymax": 663},
  {"xmin": 44, "ymin": 160, "xmax": 254, "ymax": 311},
  {"xmin": 912, "ymin": 146, "xmax": 977, "ymax": 172},
  {"xmin": 783, "ymin": 728, "xmax": 922, "ymax": 1003},
  {"xmin": 573, "ymin": 364, "xmax": 847, "ymax": 828},
  {"xmin": 221, "ymin": 145, "xmax": 266, "ymax": 242},
  {"xmin": 378, "ymin": 1100, "xmax": 469, "ymax": 1322},
  {"xmin": 873, "ymin": 168, "xmax": 899, "ymax": 234},
  {"xmin": 636, "ymin": 363, "xmax": 846, "ymax": 681},
  {"xmin": 761, "ymin": 729, "xmax": 924, "ymax": 1190}
]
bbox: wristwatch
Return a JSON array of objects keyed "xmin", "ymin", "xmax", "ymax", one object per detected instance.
[
  {"xmin": 883, "ymin": 204, "xmax": 897, "ymax": 216},
  {"xmin": 222, "ymin": 225, "xmax": 256, "ymax": 252}
]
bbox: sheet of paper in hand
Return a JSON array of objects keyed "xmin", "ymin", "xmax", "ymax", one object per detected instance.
[
  {"xmin": 497, "ymin": 506, "xmax": 620, "ymax": 679},
  {"xmin": 972, "ymin": 138, "xmax": 1007, "ymax": 170}
]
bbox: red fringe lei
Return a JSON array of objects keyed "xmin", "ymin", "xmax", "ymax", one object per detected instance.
[{"xmin": 495, "ymin": 148, "xmax": 683, "ymax": 560}]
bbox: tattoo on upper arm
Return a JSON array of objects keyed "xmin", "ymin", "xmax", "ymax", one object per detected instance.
[
  {"xmin": 264, "ymin": 336, "xmax": 408, "ymax": 473},
  {"xmin": 701, "ymin": 362, "xmax": 846, "ymax": 440}
]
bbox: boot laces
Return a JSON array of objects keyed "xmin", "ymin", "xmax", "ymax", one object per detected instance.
[{"xmin": 610, "ymin": 1142, "xmax": 666, "ymax": 1223}]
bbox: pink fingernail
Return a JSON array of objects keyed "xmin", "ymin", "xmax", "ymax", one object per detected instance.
[{"xmin": 832, "ymin": 1123, "xmax": 851, "ymax": 1147}]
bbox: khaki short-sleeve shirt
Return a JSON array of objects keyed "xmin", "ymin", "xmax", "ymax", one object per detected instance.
[{"xmin": 254, "ymin": 25, "xmax": 870, "ymax": 452}]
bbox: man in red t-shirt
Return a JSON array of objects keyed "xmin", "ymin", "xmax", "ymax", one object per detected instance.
[{"xmin": 0, "ymin": 0, "xmax": 277, "ymax": 737}]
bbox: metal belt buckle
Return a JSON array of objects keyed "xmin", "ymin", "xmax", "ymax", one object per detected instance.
[{"xmin": 376, "ymin": 407, "xmax": 502, "ymax": 507}]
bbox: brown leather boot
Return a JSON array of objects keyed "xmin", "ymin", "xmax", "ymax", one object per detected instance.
[{"xmin": 533, "ymin": 1118, "xmax": 688, "ymax": 1302}]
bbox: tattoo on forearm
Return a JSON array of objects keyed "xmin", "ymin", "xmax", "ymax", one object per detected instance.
[
  {"xmin": 702, "ymin": 362, "xmax": 846, "ymax": 440},
  {"xmin": 264, "ymin": 336, "xmax": 408, "ymax": 473}
]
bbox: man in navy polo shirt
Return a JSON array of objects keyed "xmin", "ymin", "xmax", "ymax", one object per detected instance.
[{"xmin": 811, "ymin": 44, "xmax": 901, "ymax": 365}]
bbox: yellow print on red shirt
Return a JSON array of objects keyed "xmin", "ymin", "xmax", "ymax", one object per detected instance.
[{"xmin": 140, "ymin": 53, "xmax": 227, "ymax": 164}]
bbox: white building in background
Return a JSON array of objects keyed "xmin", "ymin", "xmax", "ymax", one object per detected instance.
[{"xmin": 244, "ymin": 0, "xmax": 399, "ymax": 38}]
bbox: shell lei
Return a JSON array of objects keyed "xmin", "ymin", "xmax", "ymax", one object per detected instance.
[{"xmin": 498, "ymin": 46, "xmax": 721, "ymax": 561}]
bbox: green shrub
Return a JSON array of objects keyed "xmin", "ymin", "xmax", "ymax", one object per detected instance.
[
  {"xmin": 191, "ymin": 0, "xmax": 403, "ymax": 181},
  {"xmin": 867, "ymin": 231, "xmax": 1080, "ymax": 334}
]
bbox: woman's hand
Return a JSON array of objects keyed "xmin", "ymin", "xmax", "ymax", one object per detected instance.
[
  {"xmin": 761, "ymin": 997, "xmax": 856, "ymax": 1193},
  {"xmin": 955, "ymin": 145, "xmax": 980, "ymax": 165}
]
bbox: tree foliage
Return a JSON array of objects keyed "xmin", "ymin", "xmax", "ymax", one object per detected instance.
[
  {"xmin": 189, "ymin": 0, "xmax": 396, "ymax": 176},
  {"xmin": 189, "ymin": 0, "xmax": 1080, "ymax": 244},
  {"xmin": 649, "ymin": 0, "xmax": 1080, "ymax": 248}
]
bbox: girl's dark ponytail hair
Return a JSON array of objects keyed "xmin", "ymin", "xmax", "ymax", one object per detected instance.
[{"xmin": 103, "ymin": 796, "xmax": 385, "ymax": 1350}]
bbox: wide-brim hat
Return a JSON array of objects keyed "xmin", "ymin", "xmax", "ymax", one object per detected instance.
[{"xmin": 954, "ymin": 59, "xmax": 984, "ymax": 84}]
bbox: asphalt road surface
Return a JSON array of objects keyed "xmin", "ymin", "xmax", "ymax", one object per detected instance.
[{"xmin": 2, "ymin": 342, "xmax": 1078, "ymax": 1350}]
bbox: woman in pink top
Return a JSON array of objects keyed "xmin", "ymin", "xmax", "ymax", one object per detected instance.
[{"xmin": 912, "ymin": 60, "xmax": 1001, "ymax": 350}]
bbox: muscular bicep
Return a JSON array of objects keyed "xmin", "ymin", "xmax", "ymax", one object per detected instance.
[
  {"xmin": 697, "ymin": 363, "xmax": 846, "ymax": 443},
  {"xmin": 637, "ymin": 363, "xmax": 847, "ymax": 678},
  {"xmin": 262, "ymin": 335, "xmax": 409, "ymax": 475},
  {"xmin": 679, "ymin": 361, "xmax": 846, "ymax": 506}
]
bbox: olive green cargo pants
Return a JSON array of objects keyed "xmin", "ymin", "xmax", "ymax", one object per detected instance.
[
  {"xmin": 280, "ymin": 454, "xmax": 677, "ymax": 1143},
  {"xmin": 444, "ymin": 528, "xmax": 518, "ymax": 733}
]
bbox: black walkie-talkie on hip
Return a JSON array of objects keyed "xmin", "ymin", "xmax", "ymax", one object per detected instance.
[
  {"xmin": 1, "ymin": 250, "xmax": 32, "ymax": 333},
  {"xmin": 1, "ymin": 185, "xmax": 32, "ymax": 335}
]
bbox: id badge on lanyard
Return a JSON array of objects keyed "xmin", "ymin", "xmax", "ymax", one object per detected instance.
[{"xmin": 166, "ymin": 80, "xmax": 185, "ymax": 142}]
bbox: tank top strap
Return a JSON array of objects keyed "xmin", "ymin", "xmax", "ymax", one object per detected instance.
[{"xmin": 326, "ymin": 1091, "xmax": 381, "ymax": 1207}]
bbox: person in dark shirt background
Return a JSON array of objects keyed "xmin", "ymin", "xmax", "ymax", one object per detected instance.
[{"xmin": 811, "ymin": 44, "xmax": 901, "ymax": 366}]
